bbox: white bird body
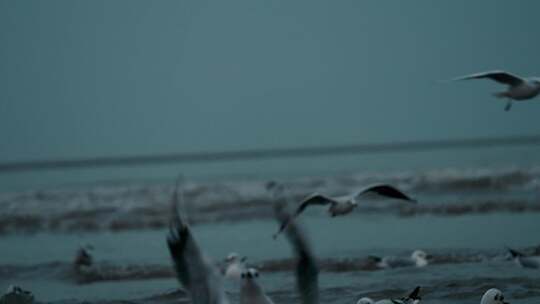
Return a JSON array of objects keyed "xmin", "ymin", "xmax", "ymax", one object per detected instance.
[
  {"xmin": 225, "ymin": 262, "xmax": 246, "ymax": 280},
  {"xmin": 240, "ymin": 269, "xmax": 274, "ymax": 304},
  {"xmin": 480, "ymin": 289, "xmax": 509, "ymax": 304},
  {"xmin": 504, "ymin": 80, "xmax": 540, "ymax": 100},
  {"xmin": 327, "ymin": 197, "xmax": 356, "ymax": 216},
  {"xmin": 515, "ymin": 255, "xmax": 540, "ymax": 269},
  {"xmin": 507, "ymin": 248, "xmax": 540, "ymax": 269},
  {"xmin": 223, "ymin": 252, "xmax": 247, "ymax": 280},
  {"xmin": 356, "ymin": 287, "xmax": 421, "ymax": 304},
  {"xmin": 375, "ymin": 250, "xmax": 429, "ymax": 269},
  {"xmin": 453, "ymin": 70, "xmax": 540, "ymax": 110}
]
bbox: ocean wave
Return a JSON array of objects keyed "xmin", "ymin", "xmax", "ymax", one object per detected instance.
[{"xmin": 1, "ymin": 166, "xmax": 540, "ymax": 234}]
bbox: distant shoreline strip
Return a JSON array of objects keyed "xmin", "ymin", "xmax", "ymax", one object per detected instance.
[{"xmin": 1, "ymin": 135, "xmax": 540, "ymax": 173}]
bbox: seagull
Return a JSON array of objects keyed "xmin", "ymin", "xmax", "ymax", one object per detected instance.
[
  {"xmin": 0, "ymin": 286, "xmax": 34, "ymax": 304},
  {"xmin": 240, "ymin": 268, "xmax": 275, "ymax": 304},
  {"xmin": 73, "ymin": 244, "xmax": 94, "ymax": 270},
  {"xmin": 480, "ymin": 289, "xmax": 510, "ymax": 304},
  {"xmin": 452, "ymin": 70, "xmax": 540, "ymax": 111},
  {"xmin": 274, "ymin": 203, "xmax": 319, "ymax": 304},
  {"xmin": 507, "ymin": 247, "xmax": 540, "ymax": 269},
  {"xmin": 166, "ymin": 179, "xmax": 230, "ymax": 304},
  {"xmin": 223, "ymin": 252, "xmax": 248, "ymax": 280},
  {"xmin": 356, "ymin": 286, "xmax": 422, "ymax": 304},
  {"xmin": 273, "ymin": 184, "xmax": 416, "ymax": 238},
  {"xmin": 369, "ymin": 250, "xmax": 430, "ymax": 268}
]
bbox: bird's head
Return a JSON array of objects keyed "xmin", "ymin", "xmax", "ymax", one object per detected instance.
[
  {"xmin": 241, "ymin": 268, "xmax": 259, "ymax": 280},
  {"xmin": 481, "ymin": 289, "xmax": 509, "ymax": 304},
  {"xmin": 356, "ymin": 297, "xmax": 375, "ymax": 304}
]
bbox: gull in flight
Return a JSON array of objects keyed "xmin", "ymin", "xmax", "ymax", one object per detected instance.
[
  {"xmin": 223, "ymin": 252, "xmax": 248, "ymax": 280},
  {"xmin": 452, "ymin": 70, "xmax": 540, "ymax": 111},
  {"xmin": 274, "ymin": 203, "xmax": 319, "ymax": 304},
  {"xmin": 356, "ymin": 286, "xmax": 422, "ymax": 304},
  {"xmin": 369, "ymin": 250, "xmax": 430, "ymax": 268},
  {"xmin": 507, "ymin": 247, "xmax": 540, "ymax": 269},
  {"xmin": 481, "ymin": 289, "xmax": 510, "ymax": 304},
  {"xmin": 166, "ymin": 178, "xmax": 319, "ymax": 304},
  {"xmin": 273, "ymin": 184, "xmax": 416, "ymax": 238}
]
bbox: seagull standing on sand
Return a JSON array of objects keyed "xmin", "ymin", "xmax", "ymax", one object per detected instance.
[
  {"xmin": 480, "ymin": 289, "xmax": 510, "ymax": 304},
  {"xmin": 273, "ymin": 184, "xmax": 416, "ymax": 238},
  {"xmin": 370, "ymin": 250, "xmax": 430, "ymax": 269},
  {"xmin": 356, "ymin": 286, "xmax": 422, "ymax": 304},
  {"xmin": 452, "ymin": 70, "xmax": 540, "ymax": 111},
  {"xmin": 507, "ymin": 248, "xmax": 540, "ymax": 269}
]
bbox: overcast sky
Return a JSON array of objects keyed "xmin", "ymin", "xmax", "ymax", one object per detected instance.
[{"xmin": 1, "ymin": 0, "xmax": 540, "ymax": 164}]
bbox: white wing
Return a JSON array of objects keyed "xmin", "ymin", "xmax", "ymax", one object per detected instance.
[
  {"xmin": 452, "ymin": 70, "xmax": 525, "ymax": 86},
  {"xmin": 166, "ymin": 180, "xmax": 229, "ymax": 304}
]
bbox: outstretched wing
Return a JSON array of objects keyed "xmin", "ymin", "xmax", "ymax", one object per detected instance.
[
  {"xmin": 356, "ymin": 184, "xmax": 416, "ymax": 203},
  {"xmin": 275, "ymin": 206, "xmax": 319, "ymax": 304},
  {"xmin": 404, "ymin": 286, "xmax": 421, "ymax": 301},
  {"xmin": 296, "ymin": 194, "xmax": 338, "ymax": 215},
  {"xmin": 166, "ymin": 180, "xmax": 229, "ymax": 304},
  {"xmin": 273, "ymin": 193, "xmax": 336, "ymax": 238},
  {"xmin": 453, "ymin": 70, "xmax": 525, "ymax": 86}
]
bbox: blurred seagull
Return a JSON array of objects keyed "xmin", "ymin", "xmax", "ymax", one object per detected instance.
[
  {"xmin": 223, "ymin": 252, "xmax": 248, "ymax": 280},
  {"xmin": 370, "ymin": 250, "xmax": 430, "ymax": 268},
  {"xmin": 166, "ymin": 179, "xmax": 230, "ymax": 304},
  {"xmin": 273, "ymin": 184, "xmax": 416, "ymax": 238},
  {"xmin": 452, "ymin": 70, "xmax": 540, "ymax": 111},
  {"xmin": 356, "ymin": 286, "xmax": 422, "ymax": 304},
  {"xmin": 240, "ymin": 268, "xmax": 274, "ymax": 304},
  {"xmin": 274, "ymin": 203, "xmax": 319, "ymax": 304},
  {"xmin": 507, "ymin": 247, "xmax": 540, "ymax": 269},
  {"xmin": 481, "ymin": 289, "xmax": 510, "ymax": 304}
]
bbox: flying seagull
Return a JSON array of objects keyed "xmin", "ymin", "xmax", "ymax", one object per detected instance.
[
  {"xmin": 507, "ymin": 247, "xmax": 540, "ymax": 269},
  {"xmin": 273, "ymin": 184, "xmax": 416, "ymax": 238},
  {"xmin": 356, "ymin": 286, "xmax": 422, "ymax": 304},
  {"xmin": 274, "ymin": 203, "xmax": 319, "ymax": 304},
  {"xmin": 480, "ymin": 289, "xmax": 510, "ymax": 304},
  {"xmin": 166, "ymin": 179, "xmax": 230, "ymax": 304},
  {"xmin": 452, "ymin": 70, "xmax": 540, "ymax": 111}
]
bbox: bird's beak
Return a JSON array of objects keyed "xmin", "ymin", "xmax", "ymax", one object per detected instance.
[
  {"xmin": 240, "ymin": 256, "xmax": 248, "ymax": 262},
  {"xmin": 426, "ymin": 254, "xmax": 434, "ymax": 260}
]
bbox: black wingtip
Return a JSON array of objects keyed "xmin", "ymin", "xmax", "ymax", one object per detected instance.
[{"xmin": 407, "ymin": 286, "xmax": 421, "ymax": 300}]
